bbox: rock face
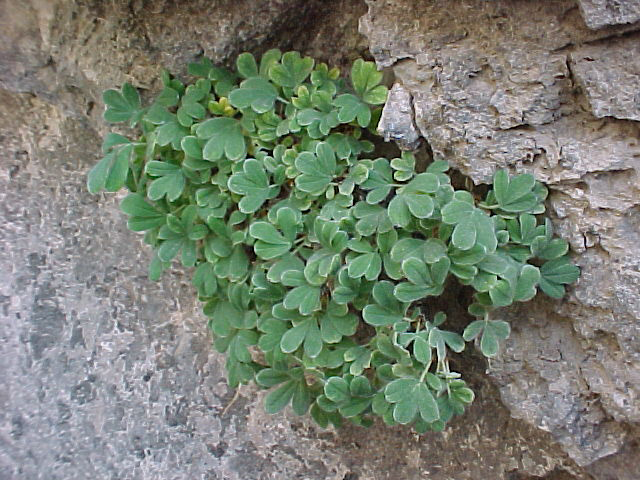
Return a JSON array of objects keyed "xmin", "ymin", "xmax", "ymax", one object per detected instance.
[
  {"xmin": 0, "ymin": 0, "xmax": 639, "ymax": 479},
  {"xmin": 364, "ymin": 0, "xmax": 640, "ymax": 474}
]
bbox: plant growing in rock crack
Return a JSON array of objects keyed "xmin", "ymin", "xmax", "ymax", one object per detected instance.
[{"xmin": 87, "ymin": 50, "xmax": 580, "ymax": 432}]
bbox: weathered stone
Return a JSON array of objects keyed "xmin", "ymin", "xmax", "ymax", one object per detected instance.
[
  {"xmin": 3, "ymin": 0, "xmax": 640, "ymax": 478},
  {"xmin": 362, "ymin": 0, "xmax": 640, "ymax": 473},
  {"xmin": 377, "ymin": 83, "xmax": 421, "ymax": 150},
  {"xmin": 570, "ymin": 36, "xmax": 640, "ymax": 121},
  {"xmin": 577, "ymin": 0, "xmax": 640, "ymax": 29}
]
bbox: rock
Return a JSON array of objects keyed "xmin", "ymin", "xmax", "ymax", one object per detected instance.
[
  {"xmin": 2, "ymin": 0, "xmax": 640, "ymax": 478},
  {"xmin": 362, "ymin": 0, "xmax": 640, "ymax": 473},
  {"xmin": 577, "ymin": 0, "xmax": 640, "ymax": 29},
  {"xmin": 377, "ymin": 83, "xmax": 421, "ymax": 150},
  {"xmin": 570, "ymin": 37, "xmax": 640, "ymax": 121}
]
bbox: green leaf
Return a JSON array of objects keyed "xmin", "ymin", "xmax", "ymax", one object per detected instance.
[
  {"xmin": 350, "ymin": 59, "xmax": 387, "ymax": 105},
  {"xmin": 87, "ymin": 144, "xmax": 132, "ymax": 194},
  {"xmin": 256, "ymin": 368, "xmax": 289, "ymax": 388},
  {"xmin": 441, "ymin": 200, "xmax": 474, "ymax": 224},
  {"xmin": 228, "ymin": 159, "xmax": 278, "ymax": 213},
  {"xmin": 120, "ymin": 194, "xmax": 166, "ymax": 232},
  {"xmin": 334, "ymin": 94, "xmax": 371, "ymax": 127},
  {"xmin": 145, "ymin": 161, "xmax": 186, "ymax": 202},
  {"xmin": 492, "ymin": 170, "xmax": 539, "ymax": 213},
  {"xmin": 294, "ymin": 142, "xmax": 336, "ymax": 194},
  {"xmin": 265, "ymin": 380, "xmax": 296, "ymax": 414},
  {"xmin": 451, "ymin": 218, "xmax": 477, "ymax": 250},
  {"xmin": 352, "ymin": 202, "xmax": 392, "ymax": 236},
  {"xmin": 197, "ymin": 117, "xmax": 246, "ymax": 161},
  {"xmin": 269, "ymin": 51, "xmax": 314, "ymax": 88},
  {"xmin": 539, "ymin": 257, "xmax": 579, "ymax": 298},
  {"xmin": 193, "ymin": 262, "xmax": 217, "ymax": 297},
  {"xmin": 283, "ymin": 285, "xmax": 321, "ymax": 316},
  {"xmin": 416, "ymin": 383, "xmax": 439, "ymax": 423},
  {"xmin": 236, "ymin": 52, "xmax": 259, "ymax": 79},
  {"xmin": 229, "ymin": 77, "xmax": 278, "ymax": 113},
  {"xmin": 513, "ymin": 264, "xmax": 540, "ymax": 302},
  {"xmin": 324, "ymin": 377, "xmax": 350, "ymax": 404},
  {"xmin": 413, "ymin": 337, "xmax": 431, "ymax": 364},
  {"xmin": 103, "ymin": 83, "xmax": 142, "ymax": 125},
  {"xmin": 541, "ymin": 257, "xmax": 580, "ymax": 284},
  {"xmin": 348, "ymin": 252, "xmax": 381, "ymax": 281},
  {"xmin": 489, "ymin": 279, "xmax": 514, "ymax": 307}
]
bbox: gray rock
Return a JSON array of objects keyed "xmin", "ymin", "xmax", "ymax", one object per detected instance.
[
  {"xmin": 2, "ymin": 0, "xmax": 640, "ymax": 478},
  {"xmin": 577, "ymin": 0, "xmax": 640, "ymax": 29},
  {"xmin": 377, "ymin": 83, "xmax": 421, "ymax": 150},
  {"xmin": 570, "ymin": 37, "xmax": 640, "ymax": 121},
  {"xmin": 361, "ymin": 0, "xmax": 640, "ymax": 473}
]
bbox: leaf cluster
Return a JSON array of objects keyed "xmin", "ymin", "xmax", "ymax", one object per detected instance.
[{"xmin": 88, "ymin": 51, "xmax": 580, "ymax": 433}]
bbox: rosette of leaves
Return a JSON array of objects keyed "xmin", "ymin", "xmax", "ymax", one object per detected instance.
[{"xmin": 88, "ymin": 50, "xmax": 580, "ymax": 433}]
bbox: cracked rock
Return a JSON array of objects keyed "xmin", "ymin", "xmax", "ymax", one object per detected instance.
[{"xmin": 377, "ymin": 83, "xmax": 421, "ymax": 150}]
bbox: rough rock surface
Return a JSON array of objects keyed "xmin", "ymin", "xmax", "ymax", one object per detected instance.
[
  {"xmin": 577, "ymin": 0, "xmax": 640, "ymax": 29},
  {"xmin": 1, "ymin": 0, "xmax": 639, "ymax": 479},
  {"xmin": 365, "ymin": 0, "xmax": 640, "ymax": 473}
]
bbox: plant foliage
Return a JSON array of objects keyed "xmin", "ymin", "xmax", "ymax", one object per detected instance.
[{"xmin": 88, "ymin": 51, "xmax": 580, "ymax": 433}]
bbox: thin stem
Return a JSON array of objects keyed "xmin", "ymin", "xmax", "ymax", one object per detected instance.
[
  {"xmin": 277, "ymin": 96, "xmax": 291, "ymax": 105},
  {"xmin": 419, "ymin": 357, "xmax": 433, "ymax": 383}
]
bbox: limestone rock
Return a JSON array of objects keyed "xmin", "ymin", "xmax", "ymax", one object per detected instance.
[
  {"xmin": 577, "ymin": 0, "xmax": 640, "ymax": 29},
  {"xmin": 2, "ymin": 0, "xmax": 640, "ymax": 478},
  {"xmin": 377, "ymin": 83, "xmax": 421, "ymax": 150},
  {"xmin": 571, "ymin": 37, "xmax": 640, "ymax": 121},
  {"xmin": 362, "ymin": 0, "xmax": 640, "ymax": 472}
]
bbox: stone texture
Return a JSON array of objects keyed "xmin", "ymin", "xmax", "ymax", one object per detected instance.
[
  {"xmin": 377, "ymin": 83, "xmax": 421, "ymax": 150},
  {"xmin": 0, "ymin": 89, "xmax": 587, "ymax": 480},
  {"xmin": 578, "ymin": 0, "xmax": 640, "ymax": 29},
  {"xmin": 364, "ymin": 0, "xmax": 640, "ymax": 473},
  {"xmin": 2, "ymin": 0, "xmax": 640, "ymax": 478},
  {"xmin": 571, "ymin": 37, "xmax": 640, "ymax": 121}
]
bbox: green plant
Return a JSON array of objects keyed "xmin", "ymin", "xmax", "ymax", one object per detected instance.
[{"xmin": 88, "ymin": 50, "xmax": 579, "ymax": 433}]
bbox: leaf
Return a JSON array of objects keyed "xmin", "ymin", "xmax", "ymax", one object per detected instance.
[
  {"xmin": 228, "ymin": 159, "xmax": 278, "ymax": 213},
  {"xmin": 265, "ymin": 380, "xmax": 296, "ymax": 414},
  {"xmin": 229, "ymin": 77, "xmax": 278, "ymax": 113},
  {"xmin": 146, "ymin": 161, "xmax": 186, "ymax": 202},
  {"xmin": 347, "ymin": 252, "xmax": 382, "ymax": 281},
  {"xmin": 492, "ymin": 170, "xmax": 539, "ymax": 213},
  {"xmin": 441, "ymin": 200, "xmax": 474, "ymax": 224},
  {"xmin": 236, "ymin": 52, "xmax": 259, "ymax": 79},
  {"xmin": 423, "ymin": 238, "xmax": 447, "ymax": 264},
  {"xmin": 197, "ymin": 117, "xmax": 246, "ymax": 161},
  {"xmin": 479, "ymin": 320, "xmax": 510, "ymax": 357},
  {"xmin": 351, "ymin": 59, "xmax": 387, "ymax": 105},
  {"xmin": 292, "ymin": 381, "xmax": 311, "ymax": 415},
  {"xmin": 283, "ymin": 285, "xmax": 321, "ymax": 315},
  {"xmin": 360, "ymin": 158, "xmax": 393, "ymax": 204},
  {"xmin": 324, "ymin": 377, "xmax": 350, "ymax": 404},
  {"xmin": 192, "ymin": 262, "xmax": 217, "ymax": 297},
  {"xmin": 451, "ymin": 218, "xmax": 477, "ymax": 250},
  {"xmin": 269, "ymin": 51, "xmax": 314, "ymax": 88},
  {"xmin": 541, "ymin": 257, "xmax": 580, "ymax": 284},
  {"xmin": 352, "ymin": 202, "xmax": 392, "ymax": 236},
  {"xmin": 416, "ymin": 383, "xmax": 439, "ymax": 423},
  {"xmin": 87, "ymin": 144, "xmax": 132, "ymax": 193},
  {"xmin": 250, "ymin": 222, "xmax": 292, "ymax": 260},
  {"xmin": 103, "ymin": 83, "xmax": 142, "ymax": 125},
  {"xmin": 120, "ymin": 194, "xmax": 166, "ymax": 232},
  {"xmin": 294, "ymin": 142, "xmax": 337, "ymax": 194},
  {"xmin": 489, "ymin": 279, "xmax": 514, "ymax": 307},
  {"xmin": 256, "ymin": 368, "xmax": 289, "ymax": 388},
  {"xmin": 334, "ymin": 94, "xmax": 371, "ymax": 127},
  {"xmin": 539, "ymin": 257, "xmax": 579, "ymax": 298},
  {"xmin": 513, "ymin": 264, "xmax": 540, "ymax": 302}
]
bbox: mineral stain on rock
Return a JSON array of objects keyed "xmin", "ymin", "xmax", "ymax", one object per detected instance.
[{"xmin": 0, "ymin": 0, "xmax": 638, "ymax": 479}]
